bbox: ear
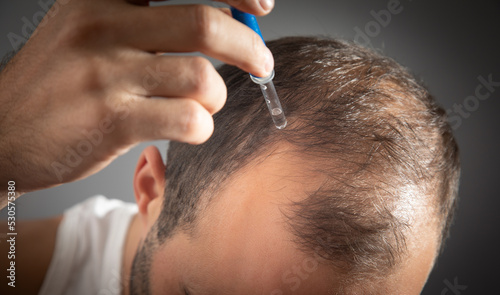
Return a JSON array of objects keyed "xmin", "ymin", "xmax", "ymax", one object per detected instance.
[{"xmin": 133, "ymin": 145, "xmax": 166, "ymax": 224}]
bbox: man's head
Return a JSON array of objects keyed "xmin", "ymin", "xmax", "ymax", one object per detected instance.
[{"xmin": 130, "ymin": 37, "xmax": 460, "ymax": 294}]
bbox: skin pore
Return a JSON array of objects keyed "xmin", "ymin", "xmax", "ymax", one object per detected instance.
[{"xmin": 126, "ymin": 145, "xmax": 440, "ymax": 295}]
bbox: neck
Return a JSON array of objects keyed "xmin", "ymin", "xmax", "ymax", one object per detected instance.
[{"xmin": 121, "ymin": 214, "xmax": 142, "ymax": 295}]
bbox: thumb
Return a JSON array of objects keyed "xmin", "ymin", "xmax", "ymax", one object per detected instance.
[{"xmin": 215, "ymin": 0, "xmax": 275, "ymax": 16}]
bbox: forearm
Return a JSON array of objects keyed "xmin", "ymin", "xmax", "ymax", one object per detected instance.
[
  {"xmin": 0, "ymin": 152, "xmax": 22, "ymax": 209},
  {"xmin": 0, "ymin": 66, "xmax": 24, "ymax": 208},
  {"xmin": 0, "ymin": 117, "xmax": 17, "ymax": 209}
]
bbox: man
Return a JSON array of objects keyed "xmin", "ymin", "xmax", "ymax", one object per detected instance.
[{"xmin": 1, "ymin": 36, "xmax": 459, "ymax": 294}]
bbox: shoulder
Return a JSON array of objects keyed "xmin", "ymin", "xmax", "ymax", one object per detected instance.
[{"xmin": 39, "ymin": 196, "xmax": 137, "ymax": 295}]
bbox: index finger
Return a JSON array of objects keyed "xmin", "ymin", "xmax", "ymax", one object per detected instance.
[{"xmin": 118, "ymin": 5, "xmax": 274, "ymax": 77}]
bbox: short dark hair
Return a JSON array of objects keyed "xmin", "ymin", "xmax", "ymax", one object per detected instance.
[{"xmin": 156, "ymin": 37, "xmax": 460, "ymax": 282}]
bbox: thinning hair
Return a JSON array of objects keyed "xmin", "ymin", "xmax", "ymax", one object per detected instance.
[{"xmin": 155, "ymin": 37, "xmax": 460, "ymax": 284}]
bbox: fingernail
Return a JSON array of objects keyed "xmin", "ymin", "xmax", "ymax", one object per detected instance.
[
  {"xmin": 264, "ymin": 48, "xmax": 274, "ymax": 75},
  {"xmin": 259, "ymin": 0, "xmax": 274, "ymax": 12}
]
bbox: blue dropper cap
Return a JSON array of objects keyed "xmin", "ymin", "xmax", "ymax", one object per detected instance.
[
  {"xmin": 230, "ymin": 8, "xmax": 266, "ymax": 43},
  {"xmin": 231, "ymin": 7, "xmax": 271, "ymax": 82},
  {"xmin": 230, "ymin": 7, "xmax": 287, "ymax": 129}
]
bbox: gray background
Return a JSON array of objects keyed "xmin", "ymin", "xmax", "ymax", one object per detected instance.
[{"xmin": 1, "ymin": 0, "xmax": 499, "ymax": 294}]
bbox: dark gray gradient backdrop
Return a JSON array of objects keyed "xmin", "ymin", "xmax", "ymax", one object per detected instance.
[{"xmin": 1, "ymin": 0, "xmax": 499, "ymax": 294}]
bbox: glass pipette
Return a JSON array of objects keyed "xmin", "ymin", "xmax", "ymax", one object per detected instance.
[
  {"xmin": 250, "ymin": 70, "xmax": 287, "ymax": 129},
  {"xmin": 231, "ymin": 8, "xmax": 287, "ymax": 129}
]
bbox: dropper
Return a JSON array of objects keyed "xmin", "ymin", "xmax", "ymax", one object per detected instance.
[{"xmin": 231, "ymin": 8, "xmax": 287, "ymax": 129}]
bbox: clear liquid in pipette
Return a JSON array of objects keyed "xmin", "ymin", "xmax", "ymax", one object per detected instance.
[
  {"xmin": 271, "ymin": 108, "xmax": 282, "ymax": 116},
  {"xmin": 259, "ymin": 81, "xmax": 287, "ymax": 129}
]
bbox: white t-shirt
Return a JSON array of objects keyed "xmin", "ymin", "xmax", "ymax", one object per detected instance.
[{"xmin": 38, "ymin": 196, "xmax": 138, "ymax": 295}]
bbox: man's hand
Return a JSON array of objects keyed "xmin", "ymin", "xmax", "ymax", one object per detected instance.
[{"xmin": 0, "ymin": 0, "xmax": 274, "ymax": 199}]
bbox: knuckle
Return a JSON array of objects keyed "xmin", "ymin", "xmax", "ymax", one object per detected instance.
[
  {"xmin": 190, "ymin": 57, "xmax": 213, "ymax": 96},
  {"xmin": 179, "ymin": 100, "xmax": 208, "ymax": 142},
  {"xmin": 55, "ymin": 9, "xmax": 108, "ymax": 47},
  {"xmin": 189, "ymin": 57, "xmax": 226, "ymax": 114},
  {"xmin": 74, "ymin": 56, "xmax": 107, "ymax": 91},
  {"xmin": 192, "ymin": 5, "xmax": 219, "ymax": 50}
]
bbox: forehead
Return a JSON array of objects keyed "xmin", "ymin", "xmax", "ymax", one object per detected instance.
[{"xmin": 151, "ymin": 147, "xmax": 335, "ymax": 294}]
